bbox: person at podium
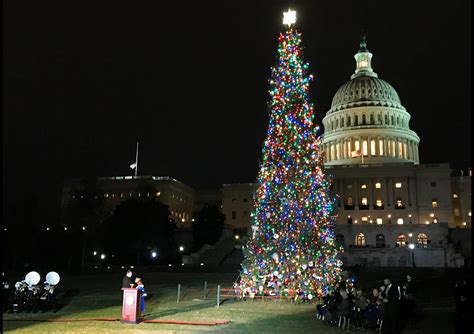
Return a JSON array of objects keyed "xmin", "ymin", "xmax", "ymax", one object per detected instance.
[{"xmin": 122, "ymin": 270, "xmax": 135, "ymax": 288}]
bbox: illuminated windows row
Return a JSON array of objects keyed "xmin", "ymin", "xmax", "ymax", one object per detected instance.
[
  {"xmin": 336, "ymin": 233, "xmax": 428, "ymax": 248},
  {"xmin": 347, "ymin": 182, "xmax": 402, "ymax": 189},
  {"xmin": 326, "ymin": 138, "xmax": 416, "ymax": 161}
]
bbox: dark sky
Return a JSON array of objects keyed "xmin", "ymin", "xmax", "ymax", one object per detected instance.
[{"xmin": 3, "ymin": 0, "xmax": 471, "ymax": 222}]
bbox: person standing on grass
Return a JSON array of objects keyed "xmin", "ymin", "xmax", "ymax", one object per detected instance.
[
  {"xmin": 135, "ymin": 277, "xmax": 146, "ymax": 315},
  {"xmin": 122, "ymin": 270, "xmax": 135, "ymax": 288},
  {"xmin": 382, "ymin": 278, "xmax": 400, "ymax": 334}
]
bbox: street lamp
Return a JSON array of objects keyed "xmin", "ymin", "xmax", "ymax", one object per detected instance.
[
  {"xmin": 100, "ymin": 253, "xmax": 106, "ymax": 260},
  {"xmin": 179, "ymin": 246, "xmax": 184, "ymax": 252},
  {"xmin": 93, "ymin": 251, "xmax": 98, "ymax": 256},
  {"xmin": 235, "ymin": 235, "xmax": 240, "ymax": 240},
  {"xmin": 151, "ymin": 251, "xmax": 157, "ymax": 259}
]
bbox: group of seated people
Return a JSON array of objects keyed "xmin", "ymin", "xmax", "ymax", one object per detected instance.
[{"xmin": 316, "ymin": 274, "xmax": 417, "ymax": 331}]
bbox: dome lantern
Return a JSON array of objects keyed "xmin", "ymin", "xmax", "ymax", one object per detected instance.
[{"xmin": 352, "ymin": 35, "xmax": 377, "ymax": 79}]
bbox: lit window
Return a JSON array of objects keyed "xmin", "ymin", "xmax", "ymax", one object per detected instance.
[
  {"xmin": 361, "ymin": 184, "xmax": 367, "ymax": 189},
  {"xmin": 361, "ymin": 216, "xmax": 368, "ymax": 222},
  {"xmin": 362, "ymin": 140, "xmax": 368, "ymax": 156},
  {"xmin": 417, "ymin": 233, "xmax": 428, "ymax": 248},
  {"xmin": 347, "ymin": 184, "xmax": 353, "ymax": 189},
  {"xmin": 395, "ymin": 182, "xmax": 402, "ymax": 188},
  {"xmin": 453, "ymin": 193, "xmax": 458, "ymax": 198},
  {"xmin": 432, "ymin": 199, "xmax": 438, "ymax": 208},
  {"xmin": 361, "ymin": 197, "xmax": 368, "ymax": 205},
  {"xmin": 371, "ymin": 140, "xmax": 376, "ymax": 156},
  {"xmin": 347, "ymin": 141, "xmax": 351, "ymax": 154},
  {"xmin": 397, "ymin": 218, "xmax": 404, "ymax": 225},
  {"xmin": 398, "ymin": 142, "xmax": 403, "ymax": 158},
  {"xmin": 355, "ymin": 233, "xmax": 365, "ymax": 246},
  {"xmin": 156, "ymin": 192, "xmax": 161, "ymax": 197},
  {"xmin": 105, "ymin": 193, "xmax": 109, "ymax": 198},
  {"xmin": 346, "ymin": 197, "xmax": 353, "ymax": 205},
  {"xmin": 355, "ymin": 140, "xmax": 360, "ymax": 151},
  {"xmin": 462, "ymin": 222, "xmax": 467, "ymax": 226},
  {"xmin": 375, "ymin": 182, "xmax": 381, "ymax": 189},
  {"xmin": 469, "ymin": 211, "xmax": 471, "ymax": 217},
  {"xmin": 376, "ymin": 200, "xmax": 383, "ymax": 207},
  {"xmin": 396, "ymin": 234, "xmax": 407, "ymax": 247},
  {"xmin": 376, "ymin": 218, "xmax": 383, "ymax": 225},
  {"xmin": 379, "ymin": 140, "xmax": 384, "ymax": 156},
  {"xmin": 359, "ymin": 60, "xmax": 368, "ymax": 68},
  {"xmin": 396, "ymin": 198, "xmax": 404, "ymax": 208}
]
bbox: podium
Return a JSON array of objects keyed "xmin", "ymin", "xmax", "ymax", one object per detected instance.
[{"xmin": 121, "ymin": 288, "xmax": 142, "ymax": 324}]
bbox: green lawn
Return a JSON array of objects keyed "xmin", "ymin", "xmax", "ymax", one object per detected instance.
[{"xmin": 2, "ymin": 269, "xmax": 466, "ymax": 333}]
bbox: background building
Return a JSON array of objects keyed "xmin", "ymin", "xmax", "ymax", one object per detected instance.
[{"xmin": 61, "ymin": 175, "xmax": 195, "ymax": 228}]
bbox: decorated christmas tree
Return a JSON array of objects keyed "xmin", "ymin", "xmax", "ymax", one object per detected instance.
[{"xmin": 239, "ymin": 10, "xmax": 342, "ymax": 300}]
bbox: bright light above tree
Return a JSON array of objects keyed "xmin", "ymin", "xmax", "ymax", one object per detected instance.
[{"xmin": 283, "ymin": 9, "xmax": 296, "ymax": 27}]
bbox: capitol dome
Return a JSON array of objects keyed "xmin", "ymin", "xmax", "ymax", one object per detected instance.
[
  {"xmin": 330, "ymin": 76, "xmax": 403, "ymax": 113},
  {"xmin": 322, "ymin": 37, "xmax": 420, "ymax": 166}
]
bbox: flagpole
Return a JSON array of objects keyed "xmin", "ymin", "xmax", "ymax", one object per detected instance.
[{"xmin": 135, "ymin": 141, "xmax": 139, "ymax": 177}]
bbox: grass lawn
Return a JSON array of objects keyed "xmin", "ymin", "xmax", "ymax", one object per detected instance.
[{"xmin": 2, "ymin": 268, "xmax": 468, "ymax": 333}]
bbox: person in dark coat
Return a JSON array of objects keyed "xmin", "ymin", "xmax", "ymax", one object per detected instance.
[
  {"xmin": 382, "ymin": 278, "xmax": 400, "ymax": 334},
  {"xmin": 336, "ymin": 290, "xmax": 351, "ymax": 318},
  {"xmin": 122, "ymin": 270, "xmax": 135, "ymax": 289}
]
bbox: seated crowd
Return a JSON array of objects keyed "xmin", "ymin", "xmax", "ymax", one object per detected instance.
[{"xmin": 316, "ymin": 274, "xmax": 417, "ymax": 333}]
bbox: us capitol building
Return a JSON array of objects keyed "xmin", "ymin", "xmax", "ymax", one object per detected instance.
[
  {"xmin": 221, "ymin": 37, "xmax": 471, "ymax": 268},
  {"xmin": 61, "ymin": 38, "xmax": 470, "ymax": 268}
]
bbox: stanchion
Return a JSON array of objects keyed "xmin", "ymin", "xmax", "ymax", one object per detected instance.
[
  {"xmin": 216, "ymin": 285, "xmax": 221, "ymax": 308},
  {"xmin": 203, "ymin": 281, "xmax": 207, "ymax": 299},
  {"xmin": 177, "ymin": 284, "xmax": 181, "ymax": 303}
]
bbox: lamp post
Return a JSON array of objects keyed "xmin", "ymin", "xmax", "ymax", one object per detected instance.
[{"xmin": 408, "ymin": 233, "xmax": 415, "ymax": 267}]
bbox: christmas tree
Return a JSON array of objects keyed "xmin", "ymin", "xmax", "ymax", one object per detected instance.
[{"xmin": 239, "ymin": 10, "xmax": 342, "ymax": 300}]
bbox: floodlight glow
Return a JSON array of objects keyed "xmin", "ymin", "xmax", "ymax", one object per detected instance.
[
  {"xmin": 408, "ymin": 244, "xmax": 415, "ymax": 250},
  {"xmin": 408, "ymin": 233, "xmax": 413, "ymax": 237},
  {"xmin": 46, "ymin": 227, "xmax": 50, "ymax": 231},
  {"xmin": 93, "ymin": 251, "xmax": 98, "ymax": 256},
  {"xmin": 200, "ymin": 263, "xmax": 204, "ymax": 266},
  {"xmin": 151, "ymin": 251, "xmax": 157, "ymax": 258},
  {"xmin": 82, "ymin": 226, "xmax": 86, "ymax": 230},
  {"xmin": 168, "ymin": 264, "xmax": 172, "ymax": 267},
  {"xmin": 64, "ymin": 227, "xmax": 68, "ymax": 231},
  {"xmin": 283, "ymin": 9, "xmax": 296, "ymax": 26},
  {"xmin": 235, "ymin": 235, "xmax": 240, "ymax": 240},
  {"xmin": 179, "ymin": 246, "xmax": 184, "ymax": 252},
  {"xmin": 100, "ymin": 253, "xmax": 106, "ymax": 260}
]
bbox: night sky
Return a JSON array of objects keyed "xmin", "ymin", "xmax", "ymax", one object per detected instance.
[{"xmin": 3, "ymin": 0, "xmax": 471, "ymax": 223}]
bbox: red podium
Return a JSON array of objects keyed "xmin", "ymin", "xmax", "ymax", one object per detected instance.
[{"xmin": 121, "ymin": 288, "xmax": 142, "ymax": 324}]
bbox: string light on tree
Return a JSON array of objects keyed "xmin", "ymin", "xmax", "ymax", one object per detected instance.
[{"xmin": 239, "ymin": 10, "xmax": 342, "ymax": 300}]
